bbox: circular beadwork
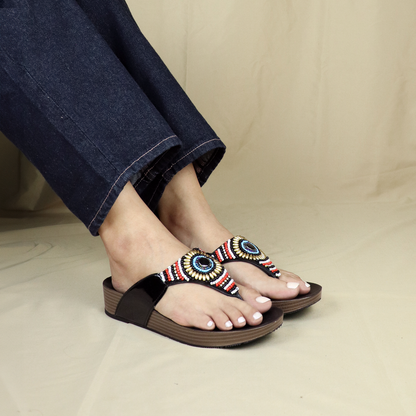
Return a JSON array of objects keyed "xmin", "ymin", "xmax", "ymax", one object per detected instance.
[
  {"xmin": 212, "ymin": 236, "xmax": 280, "ymax": 279},
  {"xmin": 183, "ymin": 249, "xmax": 224, "ymax": 281},
  {"xmin": 232, "ymin": 236, "xmax": 266, "ymax": 261},
  {"xmin": 158, "ymin": 249, "xmax": 240, "ymax": 296},
  {"xmin": 192, "ymin": 255, "xmax": 215, "ymax": 273},
  {"xmin": 241, "ymin": 240, "xmax": 260, "ymax": 255}
]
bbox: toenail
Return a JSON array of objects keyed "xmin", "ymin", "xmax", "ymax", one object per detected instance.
[
  {"xmin": 287, "ymin": 282, "xmax": 300, "ymax": 289},
  {"xmin": 238, "ymin": 316, "xmax": 246, "ymax": 324},
  {"xmin": 253, "ymin": 312, "xmax": 262, "ymax": 320},
  {"xmin": 256, "ymin": 296, "xmax": 271, "ymax": 304},
  {"xmin": 207, "ymin": 320, "xmax": 214, "ymax": 328},
  {"xmin": 225, "ymin": 320, "xmax": 233, "ymax": 328}
]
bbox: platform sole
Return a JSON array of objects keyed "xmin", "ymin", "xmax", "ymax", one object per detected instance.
[{"xmin": 272, "ymin": 282, "xmax": 322, "ymax": 314}]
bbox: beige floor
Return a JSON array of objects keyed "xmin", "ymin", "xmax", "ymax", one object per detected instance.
[{"xmin": 1, "ymin": 196, "xmax": 415, "ymax": 416}]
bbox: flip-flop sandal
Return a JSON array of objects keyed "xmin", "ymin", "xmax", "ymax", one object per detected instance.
[
  {"xmin": 103, "ymin": 248, "xmax": 283, "ymax": 348},
  {"xmin": 210, "ymin": 236, "xmax": 322, "ymax": 314}
]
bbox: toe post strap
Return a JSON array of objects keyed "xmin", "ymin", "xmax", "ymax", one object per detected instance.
[{"xmin": 211, "ymin": 236, "xmax": 281, "ymax": 278}]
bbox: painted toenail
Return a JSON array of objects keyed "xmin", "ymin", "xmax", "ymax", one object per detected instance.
[
  {"xmin": 207, "ymin": 320, "xmax": 214, "ymax": 328},
  {"xmin": 225, "ymin": 320, "xmax": 233, "ymax": 328},
  {"xmin": 287, "ymin": 282, "xmax": 300, "ymax": 289},
  {"xmin": 253, "ymin": 312, "xmax": 262, "ymax": 320},
  {"xmin": 238, "ymin": 316, "xmax": 246, "ymax": 324},
  {"xmin": 256, "ymin": 296, "xmax": 271, "ymax": 304}
]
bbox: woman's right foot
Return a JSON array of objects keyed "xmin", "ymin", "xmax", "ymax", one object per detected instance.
[{"xmin": 99, "ymin": 182, "xmax": 267, "ymax": 331}]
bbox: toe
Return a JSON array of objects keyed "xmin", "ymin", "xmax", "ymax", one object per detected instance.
[
  {"xmin": 211, "ymin": 310, "xmax": 235, "ymax": 331},
  {"xmin": 219, "ymin": 297, "xmax": 264, "ymax": 327},
  {"xmin": 189, "ymin": 313, "xmax": 217, "ymax": 330},
  {"xmin": 238, "ymin": 284, "xmax": 272, "ymax": 313},
  {"xmin": 223, "ymin": 261, "xmax": 304, "ymax": 301},
  {"xmin": 231, "ymin": 298, "xmax": 264, "ymax": 326},
  {"xmin": 246, "ymin": 310, "xmax": 263, "ymax": 326},
  {"xmin": 221, "ymin": 305, "xmax": 247, "ymax": 328},
  {"xmin": 278, "ymin": 269, "xmax": 311, "ymax": 294},
  {"xmin": 267, "ymin": 278, "xmax": 301, "ymax": 299}
]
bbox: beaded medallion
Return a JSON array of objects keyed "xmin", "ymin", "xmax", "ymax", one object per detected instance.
[
  {"xmin": 212, "ymin": 236, "xmax": 281, "ymax": 278},
  {"xmin": 158, "ymin": 249, "xmax": 240, "ymax": 296}
]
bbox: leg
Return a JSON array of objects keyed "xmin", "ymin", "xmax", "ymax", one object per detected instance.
[
  {"xmin": 0, "ymin": 0, "xmax": 224, "ymax": 235},
  {"xmin": 0, "ymin": 0, "xmax": 183, "ymax": 235},
  {"xmin": 1, "ymin": 2, "xmax": 282, "ymax": 341},
  {"xmin": 158, "ymin": 163, "xmax": 311, "ymax": 307},
  {"xmin": 99, "ymin": 181, "xmax": 265, "ymax": 331}
]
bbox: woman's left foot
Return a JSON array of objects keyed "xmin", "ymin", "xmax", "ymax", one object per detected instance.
[
  {"xmin": 207, "ymin": 235, "xmax": 322, "ymax": 313},
  {"xmin": 158, "ymin": 164, "xmax": 312, "ymax": 311}
]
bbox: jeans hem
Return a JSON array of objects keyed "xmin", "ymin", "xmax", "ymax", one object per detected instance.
[
  {"xmin": 87, "ymin": 134, "xmax": 180, "ymax": 235},
  {"xmin": 144, "ymin": 137, "xmax": 226, "ymax": 213}
]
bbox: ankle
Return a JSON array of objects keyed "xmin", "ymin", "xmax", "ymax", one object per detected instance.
[
  {"xmin": 157, "ymin": 164, "xmax": 233, "ymax": 250},
  {"xmin": 101, "ymin": 227, "xmax": 143, "ymax": 292},
  {"xmin": 159, "ymin": 206, "xmax": 194, "ymax": 247},
  {"xmin": 159, "ymin": 202, "xmax": 232, "ymax": 252}
]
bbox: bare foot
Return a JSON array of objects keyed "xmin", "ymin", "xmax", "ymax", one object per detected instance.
[
  {"xmin": 99, "ymin": 182, "xmax": 264, "ymax": 331},
  {"xmin": 158, "ymin": 164, "xmax": 311, "ymax": 309}
]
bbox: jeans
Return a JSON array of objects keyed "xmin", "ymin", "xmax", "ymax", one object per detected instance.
[{"xmin": 0, "ymin": 0, "xmax": 225, "ymax": 235}]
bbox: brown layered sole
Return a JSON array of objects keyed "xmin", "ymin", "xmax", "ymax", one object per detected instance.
[
  {"xmin": 272, "ymin": 282, "xmax": 322, "ymax": 314},
  {"xmin": 103, "ymin": 281, "xmax": 283, "ymax": 348}
]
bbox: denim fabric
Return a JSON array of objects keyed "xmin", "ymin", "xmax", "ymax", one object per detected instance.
[{"xmin": 0, "ymin": 0, "xmax": 225, "ymax": 235}]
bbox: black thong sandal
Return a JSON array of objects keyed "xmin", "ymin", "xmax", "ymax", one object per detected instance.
[
  {"xmin": 103, "ymin": 248, "xmax": 283, "ymax": 348},
  {"xmin": 210, "ymin": 236, "xmax": 322, "ymax": 314}
]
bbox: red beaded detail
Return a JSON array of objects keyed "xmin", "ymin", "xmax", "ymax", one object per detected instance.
[
  {"xmin": 158, "ymin": 249, "xmax": 240, "ymax": 296},
  {"xmin": 212, "ymin": 236, "xmax": 281, "ymax": 278}
]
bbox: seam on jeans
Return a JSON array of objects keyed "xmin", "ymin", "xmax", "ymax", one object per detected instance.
[
  {"xmin": 147, "ymin": 137, "xmax": 222, "ymax": 205},
  {"xmin": 0, "ymin": 45, "xmax": 121, "ymax": 171},
  {"xmin": 88, "ymin": 135, "xmax": 176, "ymax": 231},
  {"xmin": 162, "ymin": 138, "xmax": 222, "ymax": 178},
  {"xmin": 134, "ymin": 150, "xmax": 166, "ymax": 187},
  {"xmin": 134, "ymin": 175, "xmax": 146, "ymax": 188},
  {"xmin": 144, "ymin": 153, "xmax": 164, "ymax": 178},
  {"xmin": 134, "ymin": 152, "xmax": 165, "ymax": 187}
]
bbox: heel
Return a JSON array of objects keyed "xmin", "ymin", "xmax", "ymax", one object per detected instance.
[{"xmin": 103, "ymin": 277, "xmax": 123, "ymax": 315}]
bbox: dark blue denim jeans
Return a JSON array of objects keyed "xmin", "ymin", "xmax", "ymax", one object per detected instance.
[{"xmin": 0, "ymin": 0, "xmax": 225, "ymax": 235}]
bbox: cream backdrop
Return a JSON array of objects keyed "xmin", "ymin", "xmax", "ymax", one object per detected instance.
[
  {"xmin": 1, "ymin": 1, "xmax": 416, "ymax": 415},
  {"xmin": 1, "ymin": 0, "xmax": 415, "ymax": 208}
]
